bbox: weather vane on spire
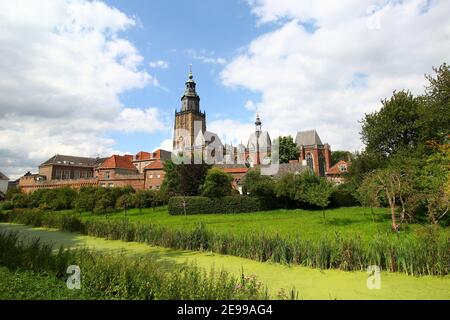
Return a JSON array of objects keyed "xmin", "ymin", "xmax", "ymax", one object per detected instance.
[{"xmin": 188, "ymin": 64, "xmax": 193, "ymax": 79}]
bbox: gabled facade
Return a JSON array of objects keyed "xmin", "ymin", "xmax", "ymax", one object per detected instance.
[{"xmin": 295, "ymin": 130, "xmax": 332, "ymax": 177}]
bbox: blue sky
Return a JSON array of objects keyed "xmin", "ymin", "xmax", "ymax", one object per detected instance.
[
  {"xmin": 1, "ymin": 0, "xmax": 448, "ymax": 178},
  {"xmin": 104, "ymin": 0, "xmax": 273, "ymax": 153}
]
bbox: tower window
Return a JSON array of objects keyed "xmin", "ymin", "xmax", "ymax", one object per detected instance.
[
  {"xmin": 306, "ymin": 153, "xmax": 314, "ymax": 171},
  {"xmin": 319, "ymin": 153, "xmax": 326, "ymax": 177}
]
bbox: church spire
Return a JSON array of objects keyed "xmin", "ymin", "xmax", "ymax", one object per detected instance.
[
  {"xmin": 255, "ymin": 114, "xmax": 262, "ymax": 132},
  {"xmin": 180, "ymin": 65, "xmax": 200, "ymax": 112}
]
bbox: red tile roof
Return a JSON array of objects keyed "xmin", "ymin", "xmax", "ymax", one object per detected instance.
[
  {"xmin": 327, "ymin": 160, "xmax": 349, "ymax": 175},
  {"xmin": 100, "ymin": 155, "xmax": 137, "ymax": 170},
  {"xmin": 135, "ymin": 151, "xmax": 151, "ymax": 161},
  {"xmin": 221, "ymin": 167, "xmax": 249, "ymax": 174},
  {"xmin": 144, "ymin": 160, "xmax": 164, "ymax": 170}
]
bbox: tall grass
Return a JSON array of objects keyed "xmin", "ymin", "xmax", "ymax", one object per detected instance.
[
  {"xmin": 2, "ymin": 209, "xmax": 449, "ymax": 276},
  {"xmin": 0, "ymin": 230, "xmax": 270, "ymax": 300}
]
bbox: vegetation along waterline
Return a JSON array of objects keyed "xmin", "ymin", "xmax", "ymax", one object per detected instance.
[
  {"xmin": 1, "ymin": 222, "xmax": 449, "ymax": 300},
  {"xmin": 0, "ymin": 230, "xmax": 272, "ymax": 300},
  {"xmin": 2, "ymin": 208, "xmax": 448, "ymax": 276}
]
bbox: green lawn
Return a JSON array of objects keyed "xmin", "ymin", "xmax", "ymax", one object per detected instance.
[
  {"xmin": 74, "ymin": 206, "xmax": 440, "ymax": 242},
  {"xmin": 1, "ymin": 223, "xmax": 449, "ymax": 300}
]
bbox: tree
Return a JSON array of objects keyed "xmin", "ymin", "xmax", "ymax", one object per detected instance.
[
  {"xmin": 161, "ymin": 160, "xmax": 210, "ymax": 196},
  {"xmin": 331, "ymin": 150, "xmax": 352, "ymax": 166},
  {"xmin": 361, "ymin": 90, "xmax": 423, "ymax": 157},
  {"xmin": 116, "ymin": 194, "xmax": 135, "ymax": 216},
  {"xmin": 305, "ymin": 178, "xmax": 334, "ymax": 218},
  {"xmin": 359, "ymin": 168, "xmax": 415, "ymax": 231},
  {"xmin": 75, "ymin": 187, "xmax": 97, "ymax": 214},
  {"xmin": 275, "ymin": 171, "xmax": 334, "ymax": 213},
  {"xmin": 276, "ymin": 136, "xmax": 299, "ymax": 164},
  {"xmin": 419, "ymin": 140, "xmax": 450, "ymax": 224},
  {"xmin": 243, "ymin": 168, "xmax": 276, "ymax": 209},
  {"xmin": 201, "ymin": 167, "xmax": 233, "ymax": 198}
]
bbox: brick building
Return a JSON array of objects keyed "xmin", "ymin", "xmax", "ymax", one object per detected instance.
[
  {"xmin": 295, "ymin": 130, "xmax": 332, "ymax": 177},
  {"xmin": 16, "ymin": 67, "xmax": 346, "ymax": 194},
  {"xmin": 144, "ymin": 160, "xmax": 166, "ymax": 190},
  {"xmin": 38, "ymin": 154, "xmax": 106, "ymax": 181}
]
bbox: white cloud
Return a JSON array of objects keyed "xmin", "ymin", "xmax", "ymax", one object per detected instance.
[
  {"xmin": 185, "ymin": 49, "xmax": 227, "ymax": 65},
  {"xmin": 159, "ymin": 139, "xmax": 173, "ymax": 152},
  {"xmin": 208, "ymin": 119, "xmax": 255, "ymax": 146},
  {"xmin": 244, "ymin": 100, "xmax": 256, "ymax": 111},
  {"xmin": 149, "ymin": 60, "xmax": 169, "ymax": 69},
  {"xmin": 0, "ymin": 0, "xmax": 166, "ymax": 179},
  {"xmin": 223, "ymin": 0, "xmax": 450, "ymax": 151}
]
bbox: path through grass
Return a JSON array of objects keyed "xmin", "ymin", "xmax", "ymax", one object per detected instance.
[{"xmin": 1, "ymin": 223, "xmax": 448, "ymax": 300}]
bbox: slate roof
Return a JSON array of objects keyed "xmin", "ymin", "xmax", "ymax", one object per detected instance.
[
  {"xmin": 247, "ymin": 131, "xmax": 272, "ymax": 150},
  {"xmin": 99, "ymin": 155, "xmax": 137, "ymax": 170},
  {"xmin": 295, "ymin": 130, "xmax": 323, "ymax": 146},
  {"xmin": 40, "ymin": 154, "xmax": 107, "ymax": 168},
  {"xmin": 0, "ymin": 171, "xmax": 9, "ymax": 180},
  {"xmin": 271, "ymin": 163, "xmax": 310, "ymax": 178}
]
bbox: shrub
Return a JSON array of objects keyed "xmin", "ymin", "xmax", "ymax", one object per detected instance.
[
  {"xmin": 168, "ymin": 196, "xmax": 262, "ymax": 215},
  {"xmin": 330, "ymin": 185, "xmax": 358, "ymax": 207}
]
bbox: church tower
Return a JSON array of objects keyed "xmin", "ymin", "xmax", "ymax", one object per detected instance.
[{"xmin": 173, "ymin": 66, "xmax": 206, "ymax": 152}]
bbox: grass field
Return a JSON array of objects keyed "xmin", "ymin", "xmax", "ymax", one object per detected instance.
[
  {"xmin": 73, "ymin": 206, "xmax": 443, "ymax": 242},
  {"xmin": 1, "ymin": 223, "xmax": 449, "ymax": 300}
]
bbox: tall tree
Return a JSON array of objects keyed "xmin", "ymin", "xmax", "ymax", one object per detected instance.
[
  {"xmin": 358, "ymin": 168, "xmax": 415, "ymax": 231},
  {"xmin": 201, "ymin": 167, "xmax": 233, "ymax": 198},
  {"xmin": 161, "ymin": 160, "xmax": 210, "ymax": 196},
  {"xmin": 276, "ymin": 136, "xmax": 299, "ymax": 164},
  {"xmin": 331, "ymin": 150, "xmax": 352, "ymax": 166},
  {"xmin": 361, "ymin": 90, "xmax": 422, "ymax": 157}
]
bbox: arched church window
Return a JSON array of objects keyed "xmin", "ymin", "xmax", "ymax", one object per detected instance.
[
  {"xmin": 306, "ymin": 153, "xmax": 313, "ymax": 171},
  {"xmin": 319, "ymin": 153, "xmax": 326, "ymax": 177}
]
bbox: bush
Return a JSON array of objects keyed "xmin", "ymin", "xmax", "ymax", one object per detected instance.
[
  {"xmin": 330, "ymin": 185, "xmax": 358, "ymax": 207},
  {"xmin": 168, "ymin": 196, "xmax": 262, "ymax": 215},
  {"xmin": 0, "ymin": 200, "xmax": 14, "ymax": 211}
]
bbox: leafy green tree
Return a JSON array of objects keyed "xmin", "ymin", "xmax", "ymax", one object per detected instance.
[
  {"xmin": 361, "ymin": 90, "xmax": 423, "ymax": 157},
  {"xmin": 75, "ymin": 187, "xmax": 96, "ymax": 214},
  {"xmin": 331, "ymin": 150, "xmax": 352, "ymax": 166},
  {"xmin": 116, "ymin": 194, "xmax": 135, "ymax": 216},
  {"xmin": 276, "ymin": 136, "xmax": 299, "ymax": 164},
  {"xmin": 201, "ymin": 167, "xmax": 233, "ymax": 198},
  {"xmin": 11, "ymin": 193, "xmax": 29, "ymax": 208},
  {"xmin": 304, "ymin": 178, "xmax": 334, "ymax": 218},
  {"xmin": 358, "ymin": 168, "xmax": 415, "ymax": 231},
  {"xmin": 161, "ymin": 160, "xmax": 210, "ymax": 196},
  {"xmin": 243, "ymin": 168, "xmax": 277, "ymax": 209},
  {"xmin": 419, "ymin": 140, "xmax": 450, "ymax": 224}
]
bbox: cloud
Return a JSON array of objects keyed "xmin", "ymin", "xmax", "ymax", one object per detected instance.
[
  {"xmin": 208, "ymin": 119, "xmax": 255, "ymax": 146},
  {"xmin": 149, "ymin": 60, "xmax": 169, "ymax": 69},
  {"xmin": 185, "ymin": 49, "xmax": 227, "ymax": 65},
  {"xmin": 223, "ymin": 0, "xmax": 450, "ymax": 151},
  {"xmin": 159, "ymin": 139, "xmax": 173, "ymax": 152},
  {"xmin": 0, "ymin": 0, "xmax": 166, "ymax": 179},
  {"xmin": 244, "ymin": 100, "xmax": 256, "ymax": 111}
]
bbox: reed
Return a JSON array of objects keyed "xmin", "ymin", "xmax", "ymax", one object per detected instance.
[{"xmin": 3, "ymin": 209, "xmax": 449, "ymax": 276}]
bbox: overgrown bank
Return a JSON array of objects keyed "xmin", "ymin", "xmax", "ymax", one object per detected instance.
[
  {"xmin": 0, "ymin": 231, "xmax": 270, "ymax": 300},
  {"xmin": 2, "ymin": 209, "xmax": 448, "ymax": 276}
]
